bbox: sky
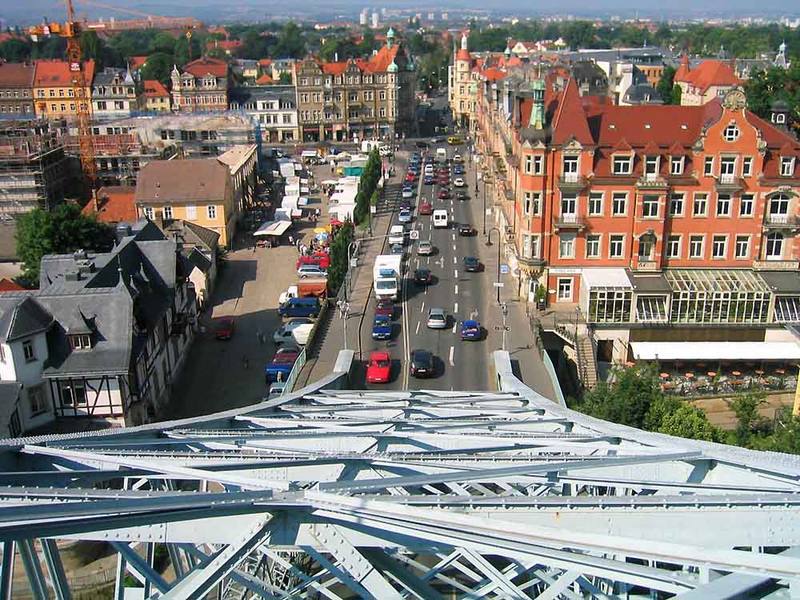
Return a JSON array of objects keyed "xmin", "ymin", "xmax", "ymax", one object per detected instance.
[{"xmin": 3, "ymin": 0, "xmax": 798, "ymax": 26}]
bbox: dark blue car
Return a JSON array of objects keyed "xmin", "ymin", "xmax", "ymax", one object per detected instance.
[
  {"xmin": 372, "ymin": 316, "xmax": 393, "ymax": 340},
  {"xmin": 460, "ymin": 320, "xmax": 482, "ymax": 341}
]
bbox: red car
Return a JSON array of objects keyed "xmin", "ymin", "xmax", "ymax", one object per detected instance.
[
  {"xmin": 375, "ymin": 300, "xmax": 395, "ymax": 319},
  {"xmin": 419, "ymin": 200, "xmax": 433, "ymax": 215},
  {"xmin": 296, "ymin": 252, "xmax": 330, "ymax": 270},
  {"xmin": 366, "ymin": 351, "xmax": 391, "ymax": 384},
  {"xmin": 405, "ymin": 172, "xmax": 417, "ymax": 183},
  {"xmin": 438, "ymin": 189, "xmax": 451, "ymax": 199},
  {"xmin": 213, "ymin": 317, "xmax": 235, "ymax": 340}
]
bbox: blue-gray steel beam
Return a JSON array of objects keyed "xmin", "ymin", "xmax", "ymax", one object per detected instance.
[
  {"xmin": 113, "ymin": 553, "xmax": 126, "ymax": 600},
  {"xmin": 160, "ymin": 518, "xmax": 272, "ymax": 599},
  {"xmin": 0, "ymin": 541, "xmax": 14, "ymax": 600},
  {"xmin": 143, "ymin": 542, "xmax": 155, "ymax": 599},
  {"xmin": 177, "ymin": 542, "xmax": 278, "ymax": 599},
  {"xmin": 110, "ymin": 542, "xmax": 171, "ymax": 594},
  {"xmin": 41, "ymin": 539, "xmax": 71, "ymax": 600},
  {"xmin": 360, "ymin": 549, "xmax": 444, "ymax": 599},
  {"xmin": 18, "ymin": 539, "xmax": 47, "ymax": 600},
  {"xmin": 309, "ymin": 523, "xmax": 403, "ymax": 600}
]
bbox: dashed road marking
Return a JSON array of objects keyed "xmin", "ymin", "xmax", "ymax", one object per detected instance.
[
  {"xmin": 454, "ymin": 284, "xmax": 459, "ymax": 295},
  {"xmin": 452, "ymin": 323, "xmax": 457, "ymax": 334},
  {"xmin": 449, "ymin": 346, "xmax": 455, "ymax": 366},
  {"xmin": 420, "ymin": 301, "xmax": 425, "ymax": 313},
  {"xmin": 454, "ymin": 302, "xmax": 459, "ymax": 314},
  {"xmin": 452, "ymin": 244, "xmax": 457, "ymax": 251},
  {"xmin": 453, "ymin": 256, "xmax": 457, "ymax": 264},
  {"xmin": 454, "ymin": 269, "xmax": 458, "ymax": 278},
  {"xmin": 415, "ymin": 321, "xmax": 420, "ymax": 335}
]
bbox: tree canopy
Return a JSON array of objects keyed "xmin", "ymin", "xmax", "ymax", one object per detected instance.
[{"xmin": 16, "ymin": 205, "xmax": 115, "ymax": 286}]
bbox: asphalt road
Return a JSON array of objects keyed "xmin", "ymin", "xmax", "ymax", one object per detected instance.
[{"xmin": 358, "ymin": 143, "xmax": 495, "ymax": 391}]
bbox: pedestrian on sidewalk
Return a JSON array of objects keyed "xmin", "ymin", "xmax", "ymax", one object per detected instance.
[{"xmin": 288, "ymin": 234, "xmax": 295, "ymax": 247}]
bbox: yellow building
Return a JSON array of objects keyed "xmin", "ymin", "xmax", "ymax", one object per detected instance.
[
  {"xmin": 448, "ymin": 33, "xmax": 475, "ymax": 129},
  {"xmin": 142, "ymin": 79, "xmax": 171, "ymax": 112},
  {"xmin": 134, "ymin": 158, "xmax": 236, "ymax": 248},
  {"xmin": 33, "ymin": 59, "xmax": 95, "ymax": 120}
]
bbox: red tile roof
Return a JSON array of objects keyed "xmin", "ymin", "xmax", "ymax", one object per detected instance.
[
  {"xmin": 0, "ymin": 62, "xmax": 35, "ymax": 87},
  {"xmin": 82, "ymin": 186, "xmax": 137, "ymax": 224},
  {"xmin": 256, "ymin": 73, "xmax": 274, "ymax": 84},
  {"xmin": 456, "ymin": 48, "xmax": 471, "ymax": 62},
  {"xmin": 317, "ymin": 45, "xmax": 401, "ymax": 76},
  {"xmin": 129, "ymin": 56, "xmax": 148, "ymax": 70},
  {"xmin": 143, "ymin": 79, "xmax": 169, "ymax": 98},
  {"xmin": 321, "ymin": 62, "xmax": 348, "ymax": 75},
  {"xmin": 183, "ymin": 57, "xmax": 228, "ymax": 78},
  {"xmin": 33, "ymin": 59, "xmax": 95, "ymax": 87},
  {"xmin": 0, "ymin": 278, "xmax": 25, "ymax": 293},
  {"xmin": 675, "ymin": 59, "xmax": 741, "ymax": 93},
  {"xmin": 258, "ymin": 58, "xmax": 272, "ymax": 67},
  {"xmin": 551, "ymin": 78, "xmax": 593, "ymax": 146},
  {"xmin": 481, "ymin": 67, "xmax": 506, "ymax": 82}
]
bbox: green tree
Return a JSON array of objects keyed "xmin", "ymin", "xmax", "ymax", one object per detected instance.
[
  {"xmin": 16, "ymin": 205, "xmax": 115, "ymax": 286},
  {"xmin": 140, "ymin": 52, "xmax": 173, "ymax": 84},
  {"xmin": 656, "ymin": 66, "xmax": 676, "ymax": 104},
  {"xmin": 577, "ymin": 363, "xmax": 663, "ymax": 429},
  {"xmin": 274, "ymin": 22, "xmax": 306, "ymax": 58},
  {"xmin": 671, "ymin": 84, "xmax": 682, "ymax": 106},
  {"xmin": 726, "ymin": 392, "xmax": 768, "ymax": 447},
  {"xmin": 755, "ymin": 407, "xmax": 800, "ymax": 454},
  {"xmin": 279, "ymin": 72, "xmax": 292, "ymax": 84},
  {"xmin": 657, "ymin": 404, "xmax": 719, "ymax": 441},
  {"xmin": 0, "ymin": 38, "xmax": 32, "ymax": 61},
  {"xmin": 358, "ymin": 30, "xmax": 377, "ymax": 55},
  {"xmin": 149, "ymin": 32, "xmax": 177, "ymax": 56},
  {"xmin": 326, "ymin": 222, "xmax": 354, "ymax": 295}
]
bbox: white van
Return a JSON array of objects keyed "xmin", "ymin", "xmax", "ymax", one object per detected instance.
[
  {"xmin": 435, "ymin": 148, "xmax": 447, "ymax": 163},
  {"xmin": 388, "ymin": 225, "xmax": 406, "ymax": 245},
  {"xmin": 432, "ymin": 210, "xmax": 449, "ymax": 228}
]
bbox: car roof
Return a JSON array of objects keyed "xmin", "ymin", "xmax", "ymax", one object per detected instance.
[
  {"xmin": 429, "ymin": 307, "xmax": 446, "ymax": 315},
  {"xmin": 464, "ymin": 255, "xmax": 478, "ymax": 261},
  {"xmin": 411, "ymin": 349, "xmax": 431, "ymax": 358},
  {"xmin": 370, "ymin": 351, "xmax": 390, "ymax": 360},
  {"xmin": 463, "ymin": 319, "xmax": 479, "ymax": 327}
]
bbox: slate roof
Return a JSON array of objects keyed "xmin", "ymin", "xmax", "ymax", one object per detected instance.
[
  {"xmin": 0, "ymin": 296, "xmax": 54, "ymax": 343},
  {"xmin": 135, "ymin": 159, "xmax": 230, "ymax": 205},
  {"xmin": 93, "ymin": 67, "xmax": 133, "ymax": 87}
]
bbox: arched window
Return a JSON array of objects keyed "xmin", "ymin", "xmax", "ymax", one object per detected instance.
[{"xmin": 766, "ymin": 232, "xmax": 784, "ymax": 259}]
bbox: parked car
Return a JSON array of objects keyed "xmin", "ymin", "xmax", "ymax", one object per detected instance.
[
  {"xmin": 273, "ymin": 319, "xmax": 314, "ymax": 345},
  {"xmin": 438, "ymin": 188, "xmax": 451, "ymax": 200},
  {"xmin": 374, "ymin": 299, "xmax": 395, "ymax": 319},
  {"xmin": 372, "ymin": 315, "xmax": 393, "ymax": 340},
  {"xmin": 366, "ymin": 351, "xmax": 392, "ymax": 383},
  {"xmin": 297, "ymin": 264, "xmax": 327, "ymax": 279},
  {"xmin": 426, "ymin": 308, "xmax": 448, "ymax": 329},
  {"xmin": 453, "ymin": 165, "xmax": 465, "ymax": 175},
  {"xmin": 456, "ymin": 191, "xmax": 469, "ymax": 201},
  {"xmin": 409, "ymin": 349, "xmax": 434, "ymax": 378},
  {"xmin": 296, "ymin": 252, "xmax": 330, "ymax": 270},
  {"xmin": 401, "ymin": 184, "xmax": 414, "ymax": 198},
  {"xmin": 419, "ymin": 199, "xmax": 433, "ymax": 215},
  {"xmin": 458, "ymin": 224, "xmax": 477, "ymax": 237},
  {"xmin": 398, "ymin": 208, "xmax": 413, "ymax": 223},
  {"xmin": 463, "ymin": 256, "xmax": 481, "ymax": 272},
  {"xmin": 417, "ymin": 240, "xmax": 434, "ymax": 256},
  {"xmin": 265, "ymin": 347, "xmax": 301, "ymax": 383},
  {"xmin": 414, "ymin": 268, "xmax": 432, "ymax": 286},
  {"xmin": 279, "ymin": 297, "xmax": 320, "ymax": 318},
  {"xmin": 460, "ymin": 320, "xmax": 482, "ymax": 341},
  {"xmin": 390, "ymin": 243, "xmax": 405, "ymax": 256},
  {"xmin": 213, "ymin": 317, "xmax": 235, "ymax": 340},
  {"xmin": 424, "ymin": 176, "xmax": 435, "ymax": 185},
  {"xmin": 453, "ymin": 177, "xmax": 466, "ymax": 188}
]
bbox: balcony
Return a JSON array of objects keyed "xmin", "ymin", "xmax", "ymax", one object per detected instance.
[
  {"xmin": 636, "ymin": 174, "xmax": 668, "ymax": 189},
  {"xmin": 753, "ymin": 260, "xmax": 800, "ymax": 271},
  {"xmin": 763, "ymin": 213, "xmax": 800, "ymax": 231},
  {"xmin": 517, "ymin": 253, "xmax": 546, "ymax": 269},
  {"xmin": 558, "ymin": 173, "xmax": 587, "ymax": 191},
  {"xmin": 715, "ymin": 174, "xmax": 744, "ymax": 192},
  {"xmin": 554, "ymin": 213, "xmax": 587, "ymax": 232}
]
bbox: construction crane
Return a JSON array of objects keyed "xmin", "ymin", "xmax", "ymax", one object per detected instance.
[{"xmin": 29, "ymin": 0, "xmax": 97, "ymax": 191}]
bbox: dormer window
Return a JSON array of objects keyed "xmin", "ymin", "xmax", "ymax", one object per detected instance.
[
  {"xmin": 670, "ymin": 156, "xmax": 685, "ymax": 175},
  {"xmin": 613, "ymin": 155, "xmax": 633, "ymax": 175},
  {"xmin": 644, "ymin": 156, "xmax": 660, "ymax": 178},
  {"xmin": 781, "ymin": 156, "xmax": 796, "ymax": 177},
  {"xmin": 69, "ymin": 334, "xmax": 92, "ymax": 351},
  {"xmin": 723, "ymin": 123, "xmax": 740, "ymax": 142}
]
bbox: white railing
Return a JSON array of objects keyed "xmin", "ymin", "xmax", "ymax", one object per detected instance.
[
  {"xmin": 559, "ymin": 213, "xmax": 579, "ymax": 224},
  {"xmin": 562, "ymin": 172, "xmax": 579, "ymax": 183},
  {"xmin": 765, "ymin": 213, "xmax": 792, "ymax": 225},
  {"xmin": 719, "ymin": 173, "xmax": 737, "ymax": 184}
]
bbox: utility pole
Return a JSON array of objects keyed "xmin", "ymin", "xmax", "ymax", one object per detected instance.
[
  {"xmin": 501, "ymin": 303, "xmax": 509, "ymax": 351},
  {"xmin": 337, "ymin": 300, "xmax": 350, "ymax": 350}
]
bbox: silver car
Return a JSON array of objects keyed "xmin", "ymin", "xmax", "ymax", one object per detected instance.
[
  {"xmin": 297, "ymin": 265, "xmax": 327, "ymax": 279},
  {"xmin": 417, "ymin": 240, "xmax": 434, "ymax": 256},
  {"xmin": 426, "ymin": 308, "xmax": 448, "ymax": 329},
  {"xmin": 398, "ymin": 208, "xmax": 413, "ymax": 223}
]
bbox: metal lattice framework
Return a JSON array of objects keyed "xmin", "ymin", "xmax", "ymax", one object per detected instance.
[{"xmin": 0, "ymin": 350, "xmax": 799, "ymax": 599}]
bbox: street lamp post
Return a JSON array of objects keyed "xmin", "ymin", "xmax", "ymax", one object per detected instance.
[
  {"xmin": 486, "ymin": 227, "xmax": 502, "ymax": 305},
  {"xmin": 345, "ymin": 239, "xmax": 359, "ymax": 301},
  {"xmin": 482, "ymin": 176, "xmax": 488, "ymax": 235},
  {"xmin": 501, "ymin": 302, "xmax": 509, "ymax": 351},
  {"xmin": 337, "ymin": 299, "xmax": 350, "ymax": 350}
]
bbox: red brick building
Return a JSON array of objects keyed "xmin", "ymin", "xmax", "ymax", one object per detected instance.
[{"xmin": 476, "ymin": 74, "xmax": 800, "ymax": 362}]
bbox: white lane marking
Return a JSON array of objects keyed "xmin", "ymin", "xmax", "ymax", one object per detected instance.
[
  {"xmin": 454, "ymin": 269, "xmax": 458, "ymax": 279},
  {"xmin": 453, "ymin": 256, "xmax": 457, "ymax": 265},
  {"xmin": 449, "ymin": 346, "xmax": 455, "ymax": 366},
  {"xmin": 420, "ymin": 301, "xmax": 425, "ymax": 313},
  {"xmin": 427, "ymin": 257, "xmax": 430, "ymax": 264},
  {"xmin": 452, "ymin": 323, "xmax": 457, "ymax": 334},
  {"xmin": 452, "ymin": 233, "xmax": 456, "ymax": 241},
  {"xmin": 454, "ymin": 302, "xmax": 459, "ymax": 314},
  {"xmin": 415, "ymin": 321, "xmax": 420, "ymax": 335},
  {"xmin": 452, "ymin": 244, "xmax": 457, "ymax": 251},
  {"xmin": 454, "ymin": 284, "xmax": 459, "ymax": 295}
]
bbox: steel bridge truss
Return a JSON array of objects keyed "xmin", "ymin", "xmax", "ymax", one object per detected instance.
[{"xmin": 0, "ymin": 351, "xmax": 799, "ymax": 599}]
